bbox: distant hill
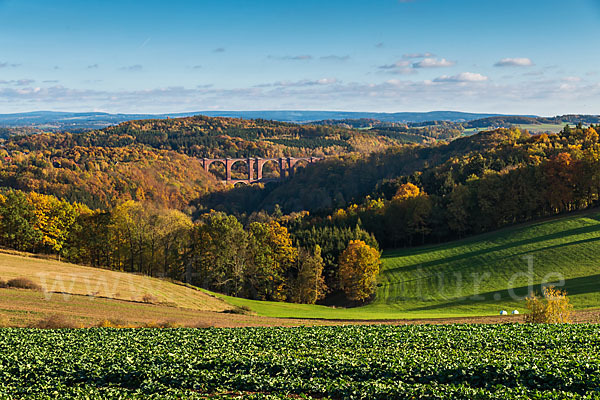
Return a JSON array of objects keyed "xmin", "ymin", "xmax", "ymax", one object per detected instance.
[
  {"xmin": 312, "ymin": 114, "xmax": 600, "ymax": 138},
  {"xmin": 463, "ymin": 115, "xmax": 600, "ymax": 128},
  {"xmin": 3, "ymin": 114, "xmax": 405, "ymax": 156},
  {"xmin": 2, "ymin": 111, "xmax": 598, "ymax": 133},
  {"xmin": 197, "ymin": 110, "xmax": 510, "ymax": 123},
  {"xmin": 0, "ymin": 111, "xmax": 199, "ymax": 131},
  {"xmin": 0, "ymin": 110, "xmax": 516, "ymax": 131}
]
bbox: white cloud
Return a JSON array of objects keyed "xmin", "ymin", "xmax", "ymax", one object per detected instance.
[
  {"xmin": 314, "ymin": 78, "xmax": 337, "ymax": 85},
  {"xmin": 434, "ymin": 72, "xmax": 488, "ymax": 82},
  {"xmin": 0, "ymin": 79, "xmax": 35, "ymax": 86},
  {"xmin": 403, "ymin": 52, "xmax": 434, "ymax": 59},
  {"xmin": 380, "ymin": 60, "xmax": 411, "ymax": 69},
  {"xmin": 1, "ymin": 76, "xmax": 598, "ymax": 116},
  {"xmin": 15, "ymin": 79, "xmax": 35, "ymax": 86},
  {"xmin": 320, "ymin": 55, "xmax": 350, "ymax": 61},
  {"xmin": 494, "ymin": 58, "xmax": 534, "ymax": 67},
  {"xmin": 413, "ymin": 58, "xmax": 455, "ymax": 68},
  {"xmin": 119, "ymin": 64, "xmax": 143, "ymax": 72},
  {"xmin": 269, "ymin": 55, "xmax": 313, "ymax": 61},
  {"xmin": 378, "ymin": 60, "xmax": 417, "ymax": 75},
  {"xmin": 256, "ymin": 78, "xmax": 338, "ymax": 88},
  {"xmin": 379, "ymin": 54, "xmax": 452, "ymax": 74}
]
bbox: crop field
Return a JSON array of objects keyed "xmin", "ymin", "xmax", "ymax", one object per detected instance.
[
  {"xmin": 0, "ymin": 324, "xmax": 599, "ymax": 399},
  {"xmin": 513, "ymin": 123, "xmax": 569, "ymax": 133}
]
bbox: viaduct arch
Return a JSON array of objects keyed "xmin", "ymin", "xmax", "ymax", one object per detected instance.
[{"xmin": 202, "ymin": 157, "xmax": 321, "ymax": 184}]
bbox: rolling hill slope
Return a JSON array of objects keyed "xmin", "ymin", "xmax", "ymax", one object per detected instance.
[
  {"xmin": 2, "ymin": 210, "xmax": 599, "ymax": 323},
  {"xmin": 0, "ymin": 110, "xmax": 508, "ymax": 131},
  {"xmin": 223, "ymin": 210, "xmax": 600, "ymax": 319},
  {"xmin": 373, "ymin": 210, "xmax": 600, "ymax": 314},
  {"xmin": 0, "ymin": 251, "xmax": 230, "ymax": 311},
  {"xmin": 0, "ymin": 252, "xmax": 364, "ymax": 327}
]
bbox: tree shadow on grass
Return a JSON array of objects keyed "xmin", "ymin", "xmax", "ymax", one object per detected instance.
[
  {"xmin": 406, "ymin": 274, "xmax": 600, "ymax": 312},
  {"xmin": 384, "ymin": 223, "xmax": 600, "ymax": 275},
  {"xmin": 382, "ymin": 235, "xmax": 600, "ymax": 290}
]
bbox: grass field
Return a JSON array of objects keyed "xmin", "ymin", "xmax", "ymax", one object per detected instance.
[
  {"xmin": 0, "ymin": 252, "xmax": 250, "ymax": 327},
  {"xmin": 221, "ymin": 211, "xmax": 600, "ymax": 319},
  {"xmin": 0, "ymin": 288, "xmax": 355, "ymax": 328},
  {"xmin": 0, "ymin": 252, "xmax": 229, "ymax": 312},
  {"xmin": 462, "ymin": 123, "xmax": 568, "ymax": 136},
  {"xmin": 514, "ymin": 123, "xmax": 569, "ymax": 133}
]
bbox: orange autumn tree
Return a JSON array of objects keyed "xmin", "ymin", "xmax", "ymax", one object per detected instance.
[
  {"xmin": 387, "ymin": 183, "xmax": 432, "ymax": 246},
  {"xmin": 338, "ymin": 240, "xmax": 381, "ymax": 302},
  {"xmin": 392, "ymin": 182, "xmax": 421, "ymax": 201}
]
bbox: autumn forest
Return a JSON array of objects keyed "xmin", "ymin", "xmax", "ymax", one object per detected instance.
[{"xmin": 1, "ymin": 116, "xmax": 599, "ymax": 304}]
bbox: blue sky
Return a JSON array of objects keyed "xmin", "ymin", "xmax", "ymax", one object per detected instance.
[{"xmin": 0, "ymin": 0, "xmax": 599, "ymax": 115}]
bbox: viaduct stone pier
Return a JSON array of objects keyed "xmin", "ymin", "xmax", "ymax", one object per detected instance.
[{"xmin": 201, "ymin": 157, "xmax": 320, "ymax": 184}]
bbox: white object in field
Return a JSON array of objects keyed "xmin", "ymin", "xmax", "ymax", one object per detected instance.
[
  {"xmin": 512, "ymin": 310, "xmax": 519, "ymax": 315},
  {"xmin": 500, "ymin": 310, "xmax": 508, "ymax": 315}
]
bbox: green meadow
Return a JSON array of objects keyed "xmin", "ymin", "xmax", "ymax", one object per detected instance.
[{"xmin": 220, "ymin": 211, "xmax": 600, "ymax": 319}]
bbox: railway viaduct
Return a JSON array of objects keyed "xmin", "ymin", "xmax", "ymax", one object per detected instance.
[{"xmin": 201, "ymin": 157, "xmax": 320, "ymax": 184}]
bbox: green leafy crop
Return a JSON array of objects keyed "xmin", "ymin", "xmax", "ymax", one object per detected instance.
[{"xmin": 0, "ymin": 325, "xmax": 598, "ymax": 399}]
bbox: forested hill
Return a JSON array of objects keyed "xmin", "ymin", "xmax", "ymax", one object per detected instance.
[
  {"xmin": 100, "ymin": 116, "xmax": 404, "ymax": 156},
  {"xmin": 5, "ymin": 115, "xmax": 406, "ymax": 158},
  {"xmin": 197, "ymin": 128, "xmax": 523, "ymax": 213},
  {"xmin": 0, "ymin": 145, "xmax": 219, "ymax": 210},
  {"xmin": 198, "ymin": 125, "xmax": 600, "ymax": 223},
  {"xmin": 311, "ymin": 114, "xmax": 600, "ymax": 137},
  {"xmin": 0, "ymin": 110, "xmax": 507, "ymax": 131},
  {"xmin": 462, "ymin": 114, "xmax": 600, "ymax": 128},
  {"xmin": 0, "ymin": 115, "xmax": 415, "ymax": 209}
]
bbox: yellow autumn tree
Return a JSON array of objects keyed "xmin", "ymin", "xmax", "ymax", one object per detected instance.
[
  {"xmin": 268, "ymin": 221, "xmax": 297, "ymax": 267},
  {"xmin": 392, "ymin": 183, "xmax": 421, "ymax": 201},
  {"xmin": 338, "ymin": 240, "xmax": 381, "ymax": 302},
  {"xmin": 247, "ymin": 221, "xmax": 298, "ymax": 301},
  {"xmin": 27, "ymin": 192, "xmax": 78, "ymax": 254},
  {"xmin": 291, "ymin": 245, "xmax": 327, "ymax": 304},
  {"xmin": 525, "ymin": 286, "xmax": 573, "ymax": 323}
]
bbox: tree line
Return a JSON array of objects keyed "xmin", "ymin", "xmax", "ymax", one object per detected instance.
[
  {"xmin": 307, "ymin": 125, "xmax": 600, "ymax": 248},
  {"xmin": 0, "ymin": 190, "xmax": 381, "ymax": 304}
]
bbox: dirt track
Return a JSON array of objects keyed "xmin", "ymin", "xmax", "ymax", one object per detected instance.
[
  {"xmin": 266, "ymin": 308, "xmax": 600, "ymax": 327},
  {"xmin": 3, "ymin": 287, "xmax": 598, "ymax": 328}
]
